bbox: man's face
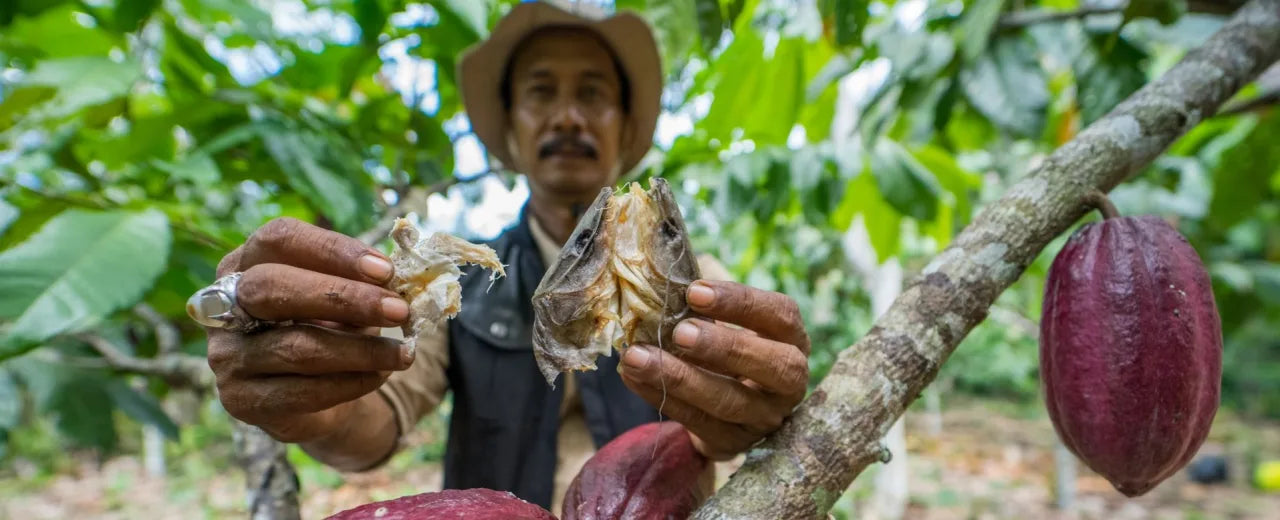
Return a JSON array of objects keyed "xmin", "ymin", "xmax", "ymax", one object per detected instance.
[{"xmin": 506, "ymin": 28, "xmax": 628, "ymax": 201}]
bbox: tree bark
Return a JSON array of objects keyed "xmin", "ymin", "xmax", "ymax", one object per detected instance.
[
  {"xmin": 692, "ymin": 1, "xmax": 1280, "ymax": 518},
  {"xmin": 234, "ymin": 420, "xmax": 302, "ymax": 520}
]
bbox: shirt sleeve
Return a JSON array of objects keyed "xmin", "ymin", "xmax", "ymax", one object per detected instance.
[{"xmin": 375, "ymin": 324, "xmax": 451, "ymax": 447}]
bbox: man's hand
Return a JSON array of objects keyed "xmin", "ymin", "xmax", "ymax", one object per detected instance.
[
  {"xmin": 619, "ymin": 279, "xmax": 810, "ymax": 460},
  {"xmin": 205, "ymin": 217, "xmax": 413, "ymax": 444}
]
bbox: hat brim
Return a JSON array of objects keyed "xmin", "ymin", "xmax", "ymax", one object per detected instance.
[{"xmin": 457, "ymin": 2, "xmax": 662, "ymax": 177}]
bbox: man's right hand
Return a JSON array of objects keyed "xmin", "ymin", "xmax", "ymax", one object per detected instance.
[{"xmin": 205, "ymin": 217, "xmax": 413, "ymax": 443}]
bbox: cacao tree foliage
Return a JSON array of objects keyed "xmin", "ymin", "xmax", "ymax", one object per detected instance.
[{"xmin": 0, "ymin": 0, "xmax": 1277, "ymax": 494}]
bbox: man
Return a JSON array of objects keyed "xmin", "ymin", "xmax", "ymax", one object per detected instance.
[{"xmin": 191, "ymin": 1, "xmax": 811, "ymax": 515}]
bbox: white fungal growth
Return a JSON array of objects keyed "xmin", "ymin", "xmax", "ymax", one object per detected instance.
[
  {"xmin": 941, "ymin": 312, "xmax": 967, "ymax": 342},
  {"xmin": 973, "ymin": 243, "xmax": 1008, "ymax": 266},
  {"xmin": 1006, "ymin": 177, "xmax": 1048, "ymax": 203},
  {"xmin": 1095, "ymin": 114, "xmax": 1143, "ymax": 149},
  {"xmin": 923, "ymin": 248, "xmax": 964, "ymax": 275}
]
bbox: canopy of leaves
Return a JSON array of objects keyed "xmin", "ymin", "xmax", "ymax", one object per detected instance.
[{"xmin": 1, "ymin": 0, "xmax": 1277, "ymax": 466}]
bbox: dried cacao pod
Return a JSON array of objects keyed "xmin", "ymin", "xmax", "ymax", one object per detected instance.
[
  {"xmin": 1040, "ymin": 192, "xmax": 1222, "ymax": 497},
  {"xmin": 324, "ymin": 488, "xmax": 557, "ymax": 519},
  {"xmin": 561, "ymin": 422, "xmax": 711, "ymax": 520}
]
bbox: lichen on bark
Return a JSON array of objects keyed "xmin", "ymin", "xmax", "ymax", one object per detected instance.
[{"xmin": 692, "ymin": 1, "xmax": 1280, "ymax": 518}]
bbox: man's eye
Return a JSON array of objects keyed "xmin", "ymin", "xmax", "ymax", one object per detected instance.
[{"xmin": 527, "ymin": 85, "xmax": 553, "ymax": 98}]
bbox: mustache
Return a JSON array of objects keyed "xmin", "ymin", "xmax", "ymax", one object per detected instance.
[{"xmin": 539, "ymin": 135, "xmax": 598, "ymax": 159}]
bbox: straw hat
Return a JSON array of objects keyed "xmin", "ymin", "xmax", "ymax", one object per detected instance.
[{"xmin": 457, "ymin": 1, "xmax": 662, "ymax": 176}]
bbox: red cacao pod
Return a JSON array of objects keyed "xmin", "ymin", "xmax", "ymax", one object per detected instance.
[
  {"xmin": 324, "ymin": 488, "xmax": 557, "ymax": 519},
  {"xmin": 561, "ymin": 422, "xmax": 711, "ymax": 520},
  {"xmin": 1040, "ymin": 196, "xmax": 1222, "ymax": 497}
]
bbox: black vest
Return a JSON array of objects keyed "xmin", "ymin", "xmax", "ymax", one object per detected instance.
[{"xmin": 441, "ymin": 204, "xmax": 661, "ymax": 509}]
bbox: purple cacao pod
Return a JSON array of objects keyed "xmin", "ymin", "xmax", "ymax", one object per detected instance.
[
  {"xmin": 324, "ymin": 488, "xmax": 557, "ymax": 519},
  {"xmin": 561, "ymin": 422, "xmax": 711, "ymax": 519},
  {"xmin": 1040, "ymin": 208, "xmax": 1223, "ymax": 497}
]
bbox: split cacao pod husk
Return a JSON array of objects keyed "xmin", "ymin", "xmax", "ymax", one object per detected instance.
[
  {"xmin": 561, "ymin": 422, "xmax": 712, "ymax": 520},
  {"xmin": 324, "ymin": 488, "xmax": 557, "ymax": 519},
  {"xmin": 1040, "ymin": 206, "xmax": 1222, "ymax": 497}
]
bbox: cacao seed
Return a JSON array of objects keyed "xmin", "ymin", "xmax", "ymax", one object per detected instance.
[
  {"xmin": 324, "ymin": 488, "xmax": 557, "ymax": 519},
  {"xmin": 1040, "ymin": 193, "xmax": 1222, "ymax": 497},
  {"xmin": 561, "ymin": 422, "xmax": 711, "ymax": 519}
]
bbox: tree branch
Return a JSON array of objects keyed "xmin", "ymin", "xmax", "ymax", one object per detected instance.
[
  {"xmin": 134, "ymin": 303, "xmax": 181, "ymax": 356},
  {"xmin": 74, "ymin": 333, "xmax": 210, "ymax": 389},
  {"xmin": 997, "ymin": 0, "xmax": 1251, "ymax": 31},
  {"xmin": 997, "ymin": 6, "xmax": 1123, "ymax": 31},
  {"xmin": 356, "ymin": 170, "xmax": 503, "ymax": 246},
  {"xmin": 693, "ymin": 1, "xmax": 1280, "ymax": 518}
]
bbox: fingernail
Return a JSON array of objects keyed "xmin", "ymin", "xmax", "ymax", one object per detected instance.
[
  {"xmin": 382, "ymin": 297, "xmax": 409, "ymax": 322},
  {"xmin": 623, "ymin": 345, "xmax": 651, "ymax": 368},
  {"xmin": 360, "ymin": 254, "xmax": 393, "ymax": 282},
  {"xmin": 688, "ymin": 282, "xmax": 715, "ymax": 307},
  {"xmin": 400, "ymin": 340, "xmax": 416, "ymax": 367},
  {"xmin": 673, "ymin": 321, "xmax": 699, "ymax": 347}
]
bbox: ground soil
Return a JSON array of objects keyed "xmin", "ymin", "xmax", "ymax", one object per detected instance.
[{"xmin": 3, "ymin": 398, "xmax": 1278, "ymax": 519}]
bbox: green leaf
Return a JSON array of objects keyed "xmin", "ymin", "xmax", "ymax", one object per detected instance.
[
  {"xmin": 431, "ymin": 0, "xmax": 487, "ymax": 40},
  {"xmin": 0, "ymin": 4, "xmax": 121, "ymax": 58},
  {"xmin": 1073, "ymin": 34, "xmax": 1148, "ymax": 125},
  {"xmin": 259, "ymin": 123, "xmax": 376, "ymax": 235},
  {"xmin": 0, "ymin": 199, "xmax": 17, "ymax": 239},
  {"xmin": 910, "ymin": 144, "xmax": 981, "ymax": 227},
  {"xmin": 695, "ymin": 0, "xmax": 725, "ymax": 55},
  {"xmin": 0, "ymin": 208, "xmax": 172, "ymax": 360},
  {"xmin": 113, "ymin": 0, "xmax": 159, "ymax": 32},
  {"xmin": 0, "ymin": 0, "xmax": 72, "ymax": 27},
  {"xmin": 17, "ymin": 56, "xmax": 142, "ymax": 121},
  {"xmin": 959, "ymin": 34, "xmax": 1049, "ymax": 138},
  {"xmin": 105, "ymin": 379, "xmax": 179, "ymax": 440},
  {"xmin": 43, "ymin": 369, "xmax": 118, "ymax": 452},
  {"xmin": 870, "ymin": 138, "xmax": 942, "ymax": 222},
  {"xmin": 953, "ymin": 0, "xmax": 1006, "ymax": 63},
  {"xmin": 701, "ymin": 33, "xmax": 806, "ymax": 145},
  {"xmin": 833, "ymin": 172, "xmax": 902, "ymax": 262},
  {"xmin": 821, "ymin": 0, "xmax": 868, "ymax": 48},
  {"xmin": 152, "ymin": 153, "xmax": 221, "ymax": 187},
  {"xmin": 0, "ymin": 368, "xmax": 20, "ymax": 430},
  {"xmin": 1123, "ymin": 0, "xmax": 1186, "ymax": 25},
  {"xmin": 11, "ymin": 357, "xmax": 119, "ymax": 452},
  {"xmin": 354, "ymin": 0, "xmax": 388, "ymax": 46},
  {"xmin": 1208, "ymin": 112, "xmax": 1280, "ymax": 231}
]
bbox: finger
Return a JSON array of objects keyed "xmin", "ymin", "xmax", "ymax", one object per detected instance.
[
  {"xmin": 219, "ymin": 371, "xmax": 390, "ymax": 422},
  {"xmin": 238, "ymin": 263, "xmax": 408, "ymax": 327},
  {"xmin": 302, "ymin": 319, "xmax": 383, "ymax": 336},
  {"xmin": 619, "ymin": 375, "xmax": 757, "ymax": 460},
  {"xmin": 671, "ymin": 319, "xmax": 808, "ymax": 399},
  {"xmin": 239, "ymin": 217, "xmax": 394, "ymax": 285},
  {"xmin": 686, "ymin": 280, "xmax": 810, "ymax": 353},
  {"xmin": 210, "ymin": 325, "xmax": 413, "ymax": 377},
  {"xmin": 620, "ymin": 345, "xmax": 781, "ymax": 430}
]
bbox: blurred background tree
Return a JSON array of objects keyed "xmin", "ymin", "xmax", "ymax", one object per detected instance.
[{"xmin": 1, "ymin": 0, "xmax": 1278, "ymax": 518}]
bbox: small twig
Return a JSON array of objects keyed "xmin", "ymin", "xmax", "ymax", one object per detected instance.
[
  {"xmin": 1084, "ymin": 189, "xmax": 1121, "ymax": 219},
  {"xmin": 134, "ymin": 303, "xmax": 181, "ymax": 356},
  {"xmin": 356, "ymin": 171, "xmax": 503, "ymax": 245},
  {"xmin": 997, "ymin": 6, "xmax": 1123, "ymax": 31},
  {"xmin": 74, "ymin": 332, "xmax": 209, "ymax": 388}
]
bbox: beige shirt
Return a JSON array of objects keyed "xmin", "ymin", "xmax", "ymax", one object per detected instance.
[{"xmin": 376, "ymin": 216, "xmax": 733, "ymax": 516}]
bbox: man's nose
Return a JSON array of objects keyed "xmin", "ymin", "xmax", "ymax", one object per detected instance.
[{"xmin": 550, "ymin": 100, "xmax": 586, "ymax": 133}]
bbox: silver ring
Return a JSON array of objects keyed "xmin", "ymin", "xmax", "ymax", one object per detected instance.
[{"xmin": 186, "ymin": 272, "xmax": 272, "ymax": 334}]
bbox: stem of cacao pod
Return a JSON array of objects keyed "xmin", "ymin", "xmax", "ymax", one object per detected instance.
[{"xmin": 1084, "ymin": 190, "xmax": 1120, "ymax": 220}]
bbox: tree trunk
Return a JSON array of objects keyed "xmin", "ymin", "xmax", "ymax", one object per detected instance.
[
  {"xmin": 692, "ymin": 1, "xmax": 1280, "ymax": 518},
  {"xmin": 233, "ymin": 420, "xmax": 301, "ymax": 520}
]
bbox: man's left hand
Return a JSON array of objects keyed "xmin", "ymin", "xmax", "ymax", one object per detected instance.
[{"xmin": 620, "ymin": 279, "xmax": 811, "ymax": 460}]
